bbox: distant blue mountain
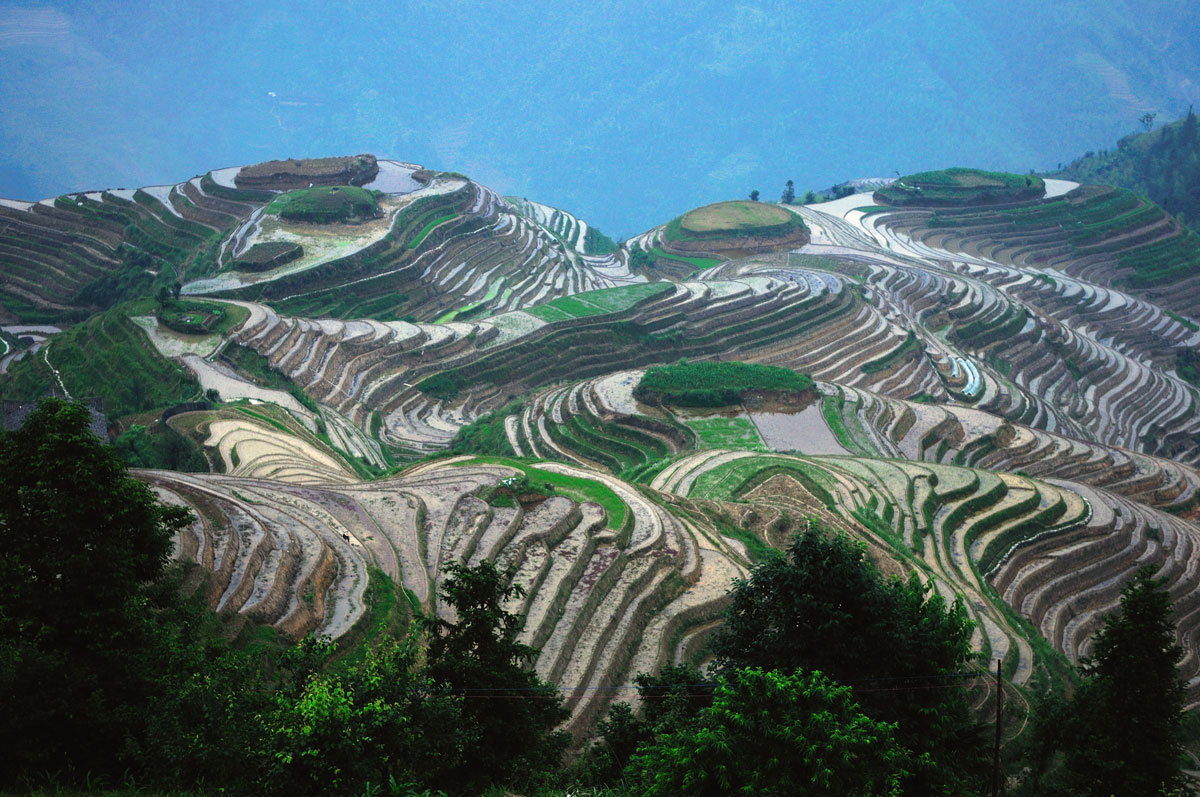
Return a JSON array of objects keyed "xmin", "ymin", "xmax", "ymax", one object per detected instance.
[{"xmin": 1, "ymin": 0, "xmax": 1198, "ymax": 237}]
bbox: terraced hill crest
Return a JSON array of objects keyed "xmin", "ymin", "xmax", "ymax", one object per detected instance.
[{"xmin": 6, "ymin": 155, "xmax": 1200, "ymax": 748}]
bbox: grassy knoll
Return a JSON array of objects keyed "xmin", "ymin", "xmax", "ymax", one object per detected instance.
[
  {"xmin": 664, "ymin": 200, "xmax": 808, "ymax": 244},
  {"xmin": 266, "ymin": 186, "xmax": 380, "ymax": 224},
  {"xmin": 231, "ymin": 241, "xmax": 304, "ymax": 272},
  {"xmin": 526, "ymin": 282, "xmax": 671, "ymax": 322},
  {"xmin": 0, "ymin": 304, "xmax": 200, "ymax": 421},
  {"xmin": 876, "ymin": 167, "xmax": 1044, "ymax": 206},
  {"xmin": 679, "ymin": 201, "xmax": 792, "ymax": 233},
  {"xmin": 449, "ymin": 455, "xmax": 628, "ymax": 529},
  {"xmin": 158, "ymin": 298, "xmax": 249, "ymax": 336},
  {"xmin": 684, "ymin": 417, "xmax": 767, "ymax": 451},
  {"xmin": 635, "ymin": 360, "xmax": 814, "ymax": 407}
]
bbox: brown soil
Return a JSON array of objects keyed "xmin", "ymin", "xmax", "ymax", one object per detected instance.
[{"xmin": 235, "ymin": 154, "xmax": 379, "ymax": 190}]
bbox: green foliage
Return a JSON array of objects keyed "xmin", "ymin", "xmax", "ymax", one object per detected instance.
[
  {"xmin": 526, "ymin": 282, "xmax": 671, "ymax": 322},
  {"xmin": 683, "ymin": 416, "xmax": 766, "ymax": 450},
  {"xmin": 635, "ymin": 359, "xmax": 813, "ymax": 406},
  {"xmin": 448, "ymin": 400, "xmax": 522, "ymax": 456},
  {"xmin": 0, "ymin": 399, "xmax": 194, "ymax": 786},
  {"xmin": 0, "ymin": 305, "xmax": 201, "ymax": 421},
  {"xmin": 583, "ymin": 224, "xmax": 618, "ymax": 254},
  {"xmin": 232, "ymin": 240, "xmax": 304, "ymax": 271},
  {"xmin": 423, "ymin": 561, "xmax": 570, "ymax": 792},
  {"xmin": 1056, "ymin": 108, "xmax": 1200, "ymax": 230},
  {"xmin": 1019, "ymin": 567, "xmax": 1187, "ymax": 795},
  {"xmin": 627, "ymin": 667, "xmax": 910, "ymax": 796},
  {"xmin": 710, "ymin": 523, "xmax": 988, "ymax": 794},
  {"xmin": 877, "ymin": 167, "xmax": 1044, "ymax": 206},
  {"xmin": 408, "ymin": 213, "xmax": 460, "ymax": 249},
  {"xmin": 113, "ymin": 422, "xmax": 208, "ymax": 471},
  {"xmin": 860, "ymin": 329, "xmax": 920, "ymax": 374},
  {"xmin": 157, "ymin": 297, "xmax": 245, "ymax": 335},
  {"xmin": 222, "ymin": 343, "xmax": 319, "ymax": 413},
  {"xmin": 649, "ymin": 246, "xmax": 723, "ymax": 271},
  {"xmin": 266, "ymin": 185, "xmax": 380, "ymax": 224},
  {"xmin": 258, "ymin": 635, "xmax": 468, "ymax": 794}
]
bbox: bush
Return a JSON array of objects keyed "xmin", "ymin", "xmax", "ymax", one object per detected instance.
[{"xmin": 634, "ymin": 359, "xmax": 813, "ymax": 406}]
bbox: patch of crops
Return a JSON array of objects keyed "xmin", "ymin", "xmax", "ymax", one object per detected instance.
[
  {"xmin": 635, "ymin": 360, "xmax": 813, "ymax": 407},
  {"xmin": 876, "ymin": 167, "xmax": 1044, "ymax": 206},
  {"xmin": 266, "ymin": 186, "xmax": 379, "ymax": 224},
  {"xmin": 526, "ymin": 282, "xmax": 671, "ymax": 321}
]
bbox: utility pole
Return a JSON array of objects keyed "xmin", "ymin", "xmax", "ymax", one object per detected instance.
[{"xmin": 992, "ymin": 658, "xmax": 1003, "ymax": 797}]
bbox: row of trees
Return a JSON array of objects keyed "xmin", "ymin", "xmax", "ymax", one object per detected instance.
[
  {"xmin": 749, "ymin": 180, "xmax": 859, "ymax": 204},
  {"xmin": 1, "ymin": 399, "xmax": 1191, "ymax": 794}
]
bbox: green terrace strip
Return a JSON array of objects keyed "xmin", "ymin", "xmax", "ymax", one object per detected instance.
[
  {"xmin": 449, "ymin": 456, "xmax": 629, "ymax": 530},
  {"xmin": 525, "ymin": 282, "xmax": 672, "ymax": 322},
  {"xmin": 649, "ymin": 246, "xmax": 723, "ymax": 271},
  {"xmin": 266, "ymin": 185, "xmax": 380, "ymax": 224},
  {"xmin": 876, "ymin": 167, "xmax": 1045, "ymax": 207},
  {"xmin": 230, "ymin": 241, "xmax": 304, "ymax": 272},
  {"xmin": 408, "ymin": 213, "xmax": 460, "ymax": 249},
  {"xmin": 635, "ymin": 360, "xmax": 814, "ymax": 407},
  {"xmin": 684, "ymin": 417, "xmax": 767, "ymax": 451}
]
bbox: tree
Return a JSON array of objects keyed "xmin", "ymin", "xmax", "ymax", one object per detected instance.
[
  {"xmin": 0, "ymin": 398, "xmax": 193, "ymax": 784},
  {"xmin": 1053, "ymin": 567, "xmax": 1187, "ymax": 795},
  {"xmin": 259, "ymin": 635, "xmax": 468, "ymax": 794},
  {"xmin": 627, "ymin": 667, "xmax": 910, "ymax": 796},
  {"xmin": 749, "ymin": 189, "xmax": 760, "ymax": 201},
  {"xmin": 710, "ymin": 524, "xmax": 987, "ymax": 794},
  {"xmin": 781, "ymin": 179, "xmax": 795, "ymax": 204},
  {"xmin": 423, "ymin": 560, "xmax": 569, "ymax": 792},
  {"xmin": 171, "ymin": 281, "xmax": 182, "ymax": 301},
  {"xmin": 1141, "ymin": 111, "xmax": 1158, "ymax": 131}
]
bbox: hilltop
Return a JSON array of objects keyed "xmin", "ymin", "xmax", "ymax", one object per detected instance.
[
  {"xmin": 1055, "ymin": 108, "xmax": 1200, "ymax": 228},
  {"xmin": 4, "ymin": 153, "xmax": 1200, "ymax": 791}
]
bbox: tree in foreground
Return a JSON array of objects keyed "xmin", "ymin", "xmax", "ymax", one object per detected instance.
[
  {"xmin": 709, "ymin": 523, "xmax": 988, "ymax": 794},
  {"xmin": 627, "ymin": 667, "xmax": 910, "ymax": 796},
  {"xmin": 0, "ymin": 398, "xmax": 195, "ymax": 784},
  {"xmin": 423, "ymin": 560, "xmax": 570, "ymax": 792},
  {"xmin": 1025, "ymin": 566, "xmax": 1187, "ymax": 796}
]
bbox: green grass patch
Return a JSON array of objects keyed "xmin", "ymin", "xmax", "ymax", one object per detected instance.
[
  {"xmin": 449, "ymin": 456, "xmax": 628, "ymax": 530},
  {"xmin": 876, "ymin": 167, "xmax": 1044, "ymax": 207},
  {"xmin": 684, "ymin": 417, "xmax": 767, "ymax": 451},
  {"xmin": 635, "ymin": 360, "xmax": 813, "ymax": 407},
  {"xmin": 407, "ymin": 212, "xmax": 460, "ymax": 249},
  {"xmin": 221, "ymin": 344, "xmax": 318, "ymax": 413},
  {"xmin": 525, "ymin": 281, "xmax": 671, "ymax": 322},
  {"xmin": 266, "ymin": 186, "xmax": 379, "ymax": 224},
  {"xmin": 0, "ymin": 304, "xmax": 201, "ymax": 421},
  {"xmin": 1168, "ymin": 310, "xmax": 1200, "ymax": 332},
  {"xmin": 648, "ymin": 246, "xmax": 724, "ymax": 270}
]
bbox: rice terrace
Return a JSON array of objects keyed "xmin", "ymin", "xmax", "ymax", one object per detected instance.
[{"xmin": 6, "ymin": 115, "xmax": 1200, "ymax": 793}]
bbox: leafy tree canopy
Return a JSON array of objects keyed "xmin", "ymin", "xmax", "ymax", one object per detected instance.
[
  {"xmin": 627, "ymin": 667, "xmax": 910, "ymax": 796},
  {"xmin": 709, "ymin": 523, "xmax": 987, "ymax": 794}
]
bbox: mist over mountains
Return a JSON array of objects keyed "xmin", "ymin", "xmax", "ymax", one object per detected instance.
[{"xmin": 1, "ymin": 0, "xmax": 1198, "ymax": 236}]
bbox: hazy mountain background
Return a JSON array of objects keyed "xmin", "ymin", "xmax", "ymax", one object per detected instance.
[{"xmin": 1, "ymin": 0, "xmax": 1198, "ymax": 237}]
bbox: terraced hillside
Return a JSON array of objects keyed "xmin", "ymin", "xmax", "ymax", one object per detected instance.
[
  {"xmin": 8, "ymin": 158, "xmax": 1200, "ymax": 746},
  {"xmin": 0, "ymin": 156, "xmax": 636, "ymax": 325},
  {"xmin": 145, "ymin": 456, "xmax": 749, "ymax": 734}
]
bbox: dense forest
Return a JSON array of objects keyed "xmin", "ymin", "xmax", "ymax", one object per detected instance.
[
  {"xmin": 1056, "ymin": 109, "xmax": 1200, "ymax": 228},
  {"xmin": 0, "ymin": 400, "xmax": 1191, "ymax": 795}
]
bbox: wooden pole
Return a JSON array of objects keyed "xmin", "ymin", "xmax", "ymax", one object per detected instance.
[{"xmin": 992, "ymin": 658, "xmax": 1003, "ymax": 797}]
